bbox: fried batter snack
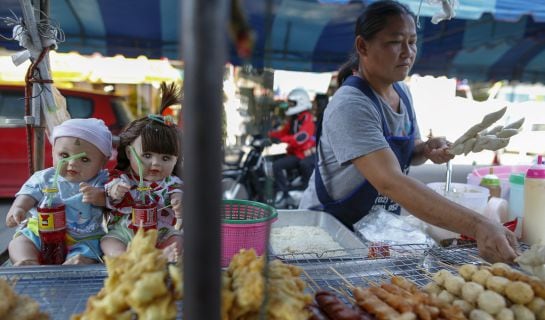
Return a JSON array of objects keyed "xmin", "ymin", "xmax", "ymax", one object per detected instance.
[
  {"xmin": 72, "ymin": 228, "xmax": 183, "ymax": 320},
  {"xmin": 222, "ymin": 249, "xmax": 312, "ymax": 320},
  {"xmin": 0, "ymin": 278, "xmax": 49, "ymax": 320}
]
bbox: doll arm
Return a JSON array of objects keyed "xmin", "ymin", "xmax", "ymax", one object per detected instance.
[
  {"xmin": 105, "ymin": 178, "xmax": 131, "ymax": 203},
  {"xmin": 6, "ymin": 194, "xmax": 37, "ymax": 228},
  {"xmin": 80, "ymin": 182, "xmax": 106, "ymax": 207},
  {"xmin": 170, "ymin": 191, "xmax": 183, "ymax": 230}
]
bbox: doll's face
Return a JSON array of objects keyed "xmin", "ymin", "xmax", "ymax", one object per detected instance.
[
  {"xmin": 126, "ymin": 136, "xmax": 178, "ymax": 182},
  {"xmin": 53, "ymin": 137, "xmax": 107, "ymax": 183}
]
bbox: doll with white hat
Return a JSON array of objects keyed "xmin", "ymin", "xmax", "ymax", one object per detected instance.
[{"xmin": 6, "ymin": 118, "xmax": 112, "ymax": 265}]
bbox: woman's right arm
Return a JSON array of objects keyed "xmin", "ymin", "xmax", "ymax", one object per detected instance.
[{"xmin": 351, "ymin": 148, "xmax": 518, "ymax": 263}]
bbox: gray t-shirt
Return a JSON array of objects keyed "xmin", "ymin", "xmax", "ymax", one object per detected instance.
[{"xmin": 299, "ymin": 82, "xmax": 421, "ymax": 210}]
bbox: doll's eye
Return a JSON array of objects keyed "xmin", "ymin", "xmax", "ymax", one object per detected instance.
[
  {"xmin": 81, "ymin": 157, "xmax": 90, "ymax": 163},
  {"xmin": 143, "ymin": 153, "xmax": 152, "ymax": 159},
  {"xmin": 162, "ymin": 155, "xmax": 171, "ymax": 161},
  {"xmin": 60, "ymin": 152, "xmax": 69, "ymax": 158}
]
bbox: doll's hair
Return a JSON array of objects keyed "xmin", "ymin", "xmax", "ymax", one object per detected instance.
[{"xmin": 115, "ymin": 82, "xmax": 182, "ymax": 171}]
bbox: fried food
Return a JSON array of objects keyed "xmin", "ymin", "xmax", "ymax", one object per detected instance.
[
  {"xmin": 72, "ymin": 228, "xmax": 183, "ymax": 320},
  {"xmin": 222, "ymin": 249, "xmax": 312, "ymax": 320},
  {"xmin": 0, "ymin": 278, "xmax": 49, "ymax": 320}
]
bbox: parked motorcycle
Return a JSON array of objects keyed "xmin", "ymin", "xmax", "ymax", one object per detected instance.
[
  {"xmin": 221, "ymin": 135, "xmax": 309, "ymax": 209},
  {"xmin": 222, "ymin": 136, "xmax": 274, "ymax": 204}
]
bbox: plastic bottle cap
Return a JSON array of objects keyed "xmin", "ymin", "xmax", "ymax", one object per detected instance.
[
  {"xmin": 509, "ymin": 173, "xmax": 525, "ymax": 185},
  {"xmin": 481, "ymin": 175, "xmax": 501, "ymax": 186},
  {"xmin": 526, "ymin": 155, "xmax": 545, "ymax": 179}
]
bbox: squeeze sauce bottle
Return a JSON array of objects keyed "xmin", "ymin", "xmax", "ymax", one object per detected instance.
[
  {"xmin": 523, "ymin": 155, "xmax": 545, "ymax": 245},
  {"xmin": 480, "ymin": 167, "xmax": 502, "ymax": 200},
  {"xmin": 130, "ymin": 186, "xmax": 158, "ymax": 232},
  {"xmin": 37, "ymin": 187, "xmax": 67, "ymax": 264}
]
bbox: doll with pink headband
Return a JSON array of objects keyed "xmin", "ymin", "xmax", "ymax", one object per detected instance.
[
  {"xmin": 6, "ymin": 118, "xmax": 112, "ymax": 265},
  {"xmin": 102, "ymin": 83, "xmax": 183, "ymax": 262}
]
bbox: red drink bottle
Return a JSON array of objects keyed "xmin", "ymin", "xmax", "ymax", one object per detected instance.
[
  {"xmin": 130, "ymin": 186, "xmax": 157, "ymax": 232},
  {"xmin": 37, "ymin": 187, "xmax": 67, "ymax": 264}
]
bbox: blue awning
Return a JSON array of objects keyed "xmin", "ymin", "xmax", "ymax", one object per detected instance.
[{"xmin": 1, "ymin": 0, "xmax": 545, "ymax": 82}]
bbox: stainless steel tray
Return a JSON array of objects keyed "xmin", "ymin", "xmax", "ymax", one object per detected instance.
[{"xmin": 270, "ymin": 210, "xmax": 367, "ymax": 259}]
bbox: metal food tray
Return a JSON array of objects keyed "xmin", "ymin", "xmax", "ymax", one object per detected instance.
[
  {"xmin": 0, "ymin": 264, "xmax": 183, "ymax": 320},
  {"xmin": 270, "ymin": 210, "xmax": 367, "ymax": 260}
]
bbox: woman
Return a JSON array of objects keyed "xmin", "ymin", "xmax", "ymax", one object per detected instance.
[{"xmin": 299, "ymin": 0, "xmax": 518, "ymax": 263}]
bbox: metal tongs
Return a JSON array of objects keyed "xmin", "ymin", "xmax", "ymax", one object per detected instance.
[{"xmin": 444, "ymin": 160, "xmax": 453, "ymax": 193}]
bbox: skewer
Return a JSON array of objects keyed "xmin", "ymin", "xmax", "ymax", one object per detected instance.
[
  {"xmin": 382, "ymin": 268, "xmax": 396, "ymax": 278},
  {"xmin": 328, "ymin": 266, "xmax": 354, "ymax": 289},
  {"xmin": 435, "ymin": 259, "xmax": 459, "ymax": 271},
  {"xmin": 417, "ymin": 267, "xmax": 434, "ymax": 280},
  {"xmin": 328, "ymin": 285, "xmax": 356, "ymax": 304},
  {"xmin": 302, "ymin": 269, "xmax": 319, "ymax": 293}
]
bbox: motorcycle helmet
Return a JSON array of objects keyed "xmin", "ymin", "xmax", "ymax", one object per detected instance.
[{"xmin": 285, "ymin": 88, "xmax": 312, "ymax": 116}]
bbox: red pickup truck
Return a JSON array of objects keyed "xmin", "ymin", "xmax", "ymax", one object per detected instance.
[{"xmin": 0, "ymin": 84, "xmax": 135, "ymax": 198}]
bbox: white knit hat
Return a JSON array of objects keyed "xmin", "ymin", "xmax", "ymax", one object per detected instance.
[{"xmin": 52, "ymin": 118, "xmax": 112, "ymax": 157}]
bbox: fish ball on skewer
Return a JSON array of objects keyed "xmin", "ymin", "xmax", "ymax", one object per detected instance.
[
  {"xmin": 438, "ymin": 289, "xmax": 456, "ymax": 304},
  {"xmin": 432, "ymin": 270, "xmax": 452, "ymax": 286},
  {"xmin": 496, "ymin": 308, "xmax": 514, "ymax": 320},
  {"xmin": 470, "ymin": 309, "xmax": 495, "ymax": 320},
  {"xmin": 444, "ymin": 275, "xmax": 466, "ymax": 296},
  {"xmin": 472, "ymin": 269, "xmax": 493, "ymax": 286},
  {"xmin": 510, "ymin": 304, "xmax": 535, "ymax": 320},
  {"xmin": 462, "ymin": 282, "xmax": 485, "ymax": 304},
  {"xmin": 486, "ymin": 276, "xmax": 511, "ymax": 295},
  {"xmin": 453, "ymin": 299, "xmax": 474, "ymax": 316},
  {"xmin": 505, "ymin": 281, "xmax": 535, "ymax": 305},
  {"xmin": 459, "ymin": 264, "xmax": 479, "ymax": 281},
  {"xmin": 527, "ymin": 297, "xmax": 545, "ymax": 314},
  {"xmin": 423, "ymin": 282, "xmax": 442, "ymax": 295},
  {"xmin": 477, "ymin": 290, "xmax": 506, "ymax": 315}
]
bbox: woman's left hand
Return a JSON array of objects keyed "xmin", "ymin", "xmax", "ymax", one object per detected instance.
[{"xmin": 424, "ymin": 137, "xmax": 454, "ymax": 164}]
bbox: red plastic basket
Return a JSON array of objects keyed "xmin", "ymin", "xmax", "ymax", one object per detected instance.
[{"xmin": 221, "ymin": 199, "xmax": 277, "ymax": 267}]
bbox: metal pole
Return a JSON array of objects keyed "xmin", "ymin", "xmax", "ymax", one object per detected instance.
[{"xmin": 181, "ymin": 0, "xmax": 225, "ymax": 319}]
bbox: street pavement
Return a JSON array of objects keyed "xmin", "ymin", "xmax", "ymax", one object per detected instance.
[{"xmin": 0, "ymin": 199, "xmax": 16, "ymax": 256}]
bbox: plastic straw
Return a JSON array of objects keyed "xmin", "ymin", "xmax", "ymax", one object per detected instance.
[
  {"xmin": 48, "ymin": 152, "xmax": 86, "ymax": 207},
  {"xmin": 129, "ymin": 146, "xmax": 146, "ymax": 203},
  {"xmin": 52, "ymin": 152, "xmax": 87, "ymax": 188},
  {"xmin": 129, "ymin": 146, "xmax": 144, "ymax": 187}
]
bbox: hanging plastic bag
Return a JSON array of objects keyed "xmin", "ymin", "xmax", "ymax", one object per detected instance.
[{"xmin": 43, "ymin": 86, "xmax": 71, "ymax": 138}]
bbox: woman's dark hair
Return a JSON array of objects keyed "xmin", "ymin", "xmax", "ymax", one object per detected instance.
[
  {"xmin": 337, "ymin": 52, "xmax": 359, "ymax": 86},
  {"xmin": 355, "ymin": 0, "xmax": 415, "ymax": 40},
  {"xmin": 116, "ymin": 82, "xmax": 182, "ymax": 171}
]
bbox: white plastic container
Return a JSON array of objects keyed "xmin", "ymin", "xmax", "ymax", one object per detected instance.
[
  {"xmin": 523, "ymin": 156, "xmax": 545, "ymax": 245},
  {"xmin": 425, "ymin": 182, "xmax": 490, "ymax": 241}
]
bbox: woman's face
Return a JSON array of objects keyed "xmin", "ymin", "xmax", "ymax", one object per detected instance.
[
  {"xmin": 127, "ymin": 136, "xmax": 178, "ymax": 182},
  {"xmin": 53, "ymin": 137, "xmax": 106, "ymax": 183},
  {"xmin": 358, "ymin": 14, "xmax": 417, "ymax": 83}
]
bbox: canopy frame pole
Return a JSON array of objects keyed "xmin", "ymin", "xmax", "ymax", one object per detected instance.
[{"xmin": 181, "ymin": 0, "xmax": 226, "ymax": 319}]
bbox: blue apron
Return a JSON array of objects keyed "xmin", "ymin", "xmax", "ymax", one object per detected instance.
[{"xmin": 314, "ymin": 76, "xmax": 415, "ymax": 230}]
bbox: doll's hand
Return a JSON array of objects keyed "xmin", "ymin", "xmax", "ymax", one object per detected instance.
[
  {"xmin": 6, "ymin": 207, "xmax": 26, "ymax": 228},
  {"xmin": 106, "ymin": 179, "xmax": 130, "ymax": 201},
  {"xmin": 80, "ymin": 182, "xmax": 106, "ymax": 206},
  {"xmin": 171, "ymin": 192, "xmax": 183, "ymax": 229}
]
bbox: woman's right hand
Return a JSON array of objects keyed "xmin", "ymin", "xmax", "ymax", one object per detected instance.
[
  {"xmin": 6, "ymin": 207, "xmax": 26, "ymax": 228},
  {"xmin": 474, "ymin": 219, "xmax": 519, "ymax": 263}
]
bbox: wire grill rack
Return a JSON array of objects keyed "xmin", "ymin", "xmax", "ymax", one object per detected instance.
[
  {"xmin": 0, "ymin": 264, "xmax": 183, "ymax": 320},
  {"xmin": 292, "ymin": 242, "xmax": 529, "ymax": 298},
  {"xmin": 0, "ymin": 242, "xmax": 525, "ymax": 319}
]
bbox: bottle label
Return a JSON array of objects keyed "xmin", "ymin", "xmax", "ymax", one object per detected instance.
[
  {"xmin": 132, "ymin": 206, "xmax": 157, "ymax": 228},
  {"xmin": 38, "ymin": 209, "xmax": 66, "ymax": 232}
]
